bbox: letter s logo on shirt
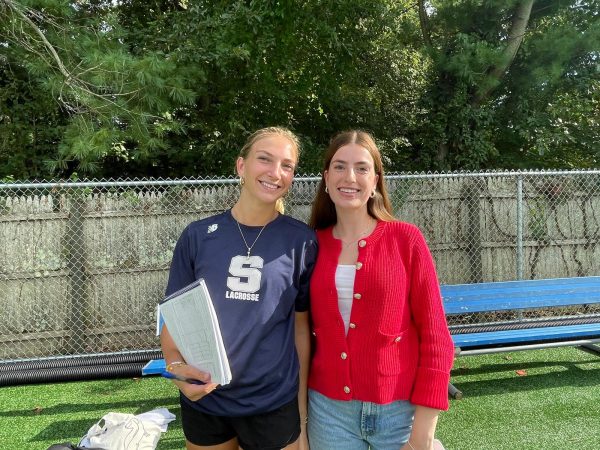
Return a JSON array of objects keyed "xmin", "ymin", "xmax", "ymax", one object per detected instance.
[{"xmin": 227, "ymin": 256, "xmax": 264, "ymax": 293}]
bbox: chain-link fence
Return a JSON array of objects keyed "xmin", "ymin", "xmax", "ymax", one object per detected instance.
[{"xmin": 2, "ymin": 170, "xmax": 600, "ymax": 362}]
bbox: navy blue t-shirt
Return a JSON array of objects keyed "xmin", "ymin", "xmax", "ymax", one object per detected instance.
[{"xmin": 165, "ymin": 210, "xmax": 317, "ymax": 416}]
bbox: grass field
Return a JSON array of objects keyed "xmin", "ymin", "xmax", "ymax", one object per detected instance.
[{"xmin": 1, "ymin": 346, "xmax": 599, "ymax": 449}]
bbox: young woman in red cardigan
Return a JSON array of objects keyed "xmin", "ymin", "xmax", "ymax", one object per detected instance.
[{"xmin": 307, "ymin": 130, "xmax": 454, "ymax": 450}]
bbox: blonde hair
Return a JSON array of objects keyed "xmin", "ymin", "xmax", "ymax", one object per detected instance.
[{"xmin": 238, "ymin": 127, "xmax": 301, "ymax": 214}]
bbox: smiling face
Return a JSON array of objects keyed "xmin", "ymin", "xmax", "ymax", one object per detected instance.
[
  {"xmin": 236, "ymin": 134, "xmax": 297, "ymax": 206},
  {"xmin": 324, "ymin": 143, "xmax": 379, "ymax": 212}
]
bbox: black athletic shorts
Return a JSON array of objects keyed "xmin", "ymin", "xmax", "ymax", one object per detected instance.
[{"xmin": 180, "ymin": 396, "xmax": 300, "ymax": 450}]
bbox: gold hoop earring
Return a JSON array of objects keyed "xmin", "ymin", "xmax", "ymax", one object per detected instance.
[
  {"xmin": 325, "ymin": 186, "xmax": 329, "ymax": 194},
  {"xmin": 239, "ymin": 177, "xmax": 245, "ymax": 186},
  {"xmin": 370, "ymin": 189, "xmax": 376, "ymax": 198}
]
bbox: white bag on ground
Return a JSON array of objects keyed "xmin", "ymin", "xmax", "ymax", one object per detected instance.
[
  {"xmin": 79, "ymin": 408, "xmax": 175, "ymax": 450},
  {"xmin": 434, "ymin": 439, "xmax": 446, "ymax": 450}
]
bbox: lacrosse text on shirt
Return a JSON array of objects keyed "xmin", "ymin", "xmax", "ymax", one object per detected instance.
[{"xmin": 225, "ymin": 255, "xmax": 263, "ymax": 301}]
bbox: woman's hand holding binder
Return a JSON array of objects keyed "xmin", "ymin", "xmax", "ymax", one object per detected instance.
[{"xmin": 168, "ymin": 363, "xmax": 219, "ymax": 401}]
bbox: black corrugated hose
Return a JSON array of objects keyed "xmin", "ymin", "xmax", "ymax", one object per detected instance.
[
  {"xmin": 0, "ymin": 350, "xmax": 163, "ymax": 387},
  {"xmin": 450, "ymin": 315, "xmax": 600, "ymax": 335}
]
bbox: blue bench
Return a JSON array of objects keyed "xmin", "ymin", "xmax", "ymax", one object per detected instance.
[
  {"xmin": 442, "ymin": 276, "xmax": 600, "ymax": 398},
  {"xmin": 143, "ymin": 358, "xmax": 166, "ymax": 375},
  {"xmin": 145, "ymin": 277, "xmax": 600, "ymax": 398}
]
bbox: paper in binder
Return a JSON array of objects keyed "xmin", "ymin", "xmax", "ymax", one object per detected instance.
[{"xmin": 159, "ymin": 279, "xmax": 231, "ymax": 385}]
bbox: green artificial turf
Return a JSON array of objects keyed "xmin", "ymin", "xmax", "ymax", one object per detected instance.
[
  {"xmin": 0, "ymin": 346, "xmax": 599, "ymax": 449},
  {"xmin": 438, "ymin": 346, "xmax": 600, "ymax": 450},
  {"xmin": 0, "ymin": 377, "xmax": 184, "ymax": 449}
]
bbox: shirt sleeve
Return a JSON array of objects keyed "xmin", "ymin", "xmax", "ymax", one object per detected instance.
[
  {"xmin": 408, "ymin": 227, "xmax": 455, "ymax": 410},
  {"xmin": 295, "ymin": 237, "xmax": 318, "ymax": 312},
  {"xmin": 165, "ymin": 225, "xmax": 197, "ymax": 297}
]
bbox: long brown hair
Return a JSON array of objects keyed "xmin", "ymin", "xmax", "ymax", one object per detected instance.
[
  {"xmin": 309, "ymin": 130, "xmax": 394, "ymax": 229},
  {"xmin": 237, "ymin": 127, "xmax": 300, "ymax": 214}
]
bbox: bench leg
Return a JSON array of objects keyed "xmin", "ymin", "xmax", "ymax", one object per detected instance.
[
  {"xmin": 448, "ymin": 382, "xmax": 463, "ymax": 400},
  {"xmin": 577, "ymin": 343, "xmax": 600, "ymax": 356}
]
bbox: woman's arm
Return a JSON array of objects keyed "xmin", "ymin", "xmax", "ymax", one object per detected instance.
[
  {"xmin": 295, "ymin": 311, "xmax": 311, "ymax": 449},
  {"xmin": 401, "ymin": 405, "xmax": 440, "ymax": 450}
]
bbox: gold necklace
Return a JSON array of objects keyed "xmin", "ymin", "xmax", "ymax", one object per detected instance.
[
  {"xmin": 336, "ymin": 222, "xmax": 375, "ymax": 249},
  {"xmin": 235, "ymin": 219, "xmax": 268, "ymax": 259}
]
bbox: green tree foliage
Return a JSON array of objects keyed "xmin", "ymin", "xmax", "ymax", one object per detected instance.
[
  {"xmin": 0, "ymin": 0, "xmax": 598, "ymax": 178},
  {"xmin": 494, "ymin": 1, "xmax": 600, "ymax": 168},
  {"xmin": 0, "ymin": 0, "xmax": 194, "ymax": 177},
  {"xmin": 2, "ymin": 0, "xmax": 425, "ymax": 177},
  {"xmin": 416, "ymin": 0, "xmax": 600, "ymax": 170},
  {"xmin": 113, "ymin": 0, "xmax": 424, "ymax": 175},
  {"xmin": 0, "ymin": 60, "xmax": 66, "ymax": 179}
]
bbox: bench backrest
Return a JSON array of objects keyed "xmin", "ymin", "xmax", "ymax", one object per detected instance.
[{"xmin": 441, "ymin": 276, "xmax": 600, "ymax": 315}]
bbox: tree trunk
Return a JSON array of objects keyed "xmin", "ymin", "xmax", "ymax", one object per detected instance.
[
  {"xmin": 472, "ymin": 0, "xmax": 535, "ymax": 106},
  {"xmin": 418, "ymin": 0, "xmax": 432, "ymax": 47}
]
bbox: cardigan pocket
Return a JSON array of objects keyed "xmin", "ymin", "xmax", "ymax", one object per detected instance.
[{"xmin": 375, "ymin": 329, "xmax": 413, "ymax": 375}]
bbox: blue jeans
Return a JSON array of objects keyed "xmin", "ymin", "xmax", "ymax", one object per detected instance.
[{"xmin": 308, "ymin": 389, "xmax": 415, "ymax": 450}]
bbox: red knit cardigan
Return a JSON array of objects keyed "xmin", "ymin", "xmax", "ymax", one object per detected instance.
[{"xmin": 308, "ymin": 220, "xmax": 454, "ymax": 410}]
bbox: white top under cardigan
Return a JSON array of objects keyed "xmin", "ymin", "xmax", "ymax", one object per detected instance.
[{"xmin": 335, "ymin": 264, "xmax": 357, "ymax": 335}]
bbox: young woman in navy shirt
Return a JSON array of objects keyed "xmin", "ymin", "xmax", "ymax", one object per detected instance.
[{"xmin": 160, "ymin": 127, "xmax": 316, "ymax": 450}]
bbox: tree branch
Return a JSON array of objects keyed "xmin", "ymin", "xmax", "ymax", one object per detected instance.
[
  {"xmin": 1, "ymin": 0, "xmax": 158, "ymax": 119},
  {"xmin": 2, "ymin": 0, "xmax": 72, "ymax": 79}
]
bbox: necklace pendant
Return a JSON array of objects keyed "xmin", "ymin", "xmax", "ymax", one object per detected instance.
[{"xmin": 235, "ymin": 214, "xmax": 269, "ymax": 262}]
